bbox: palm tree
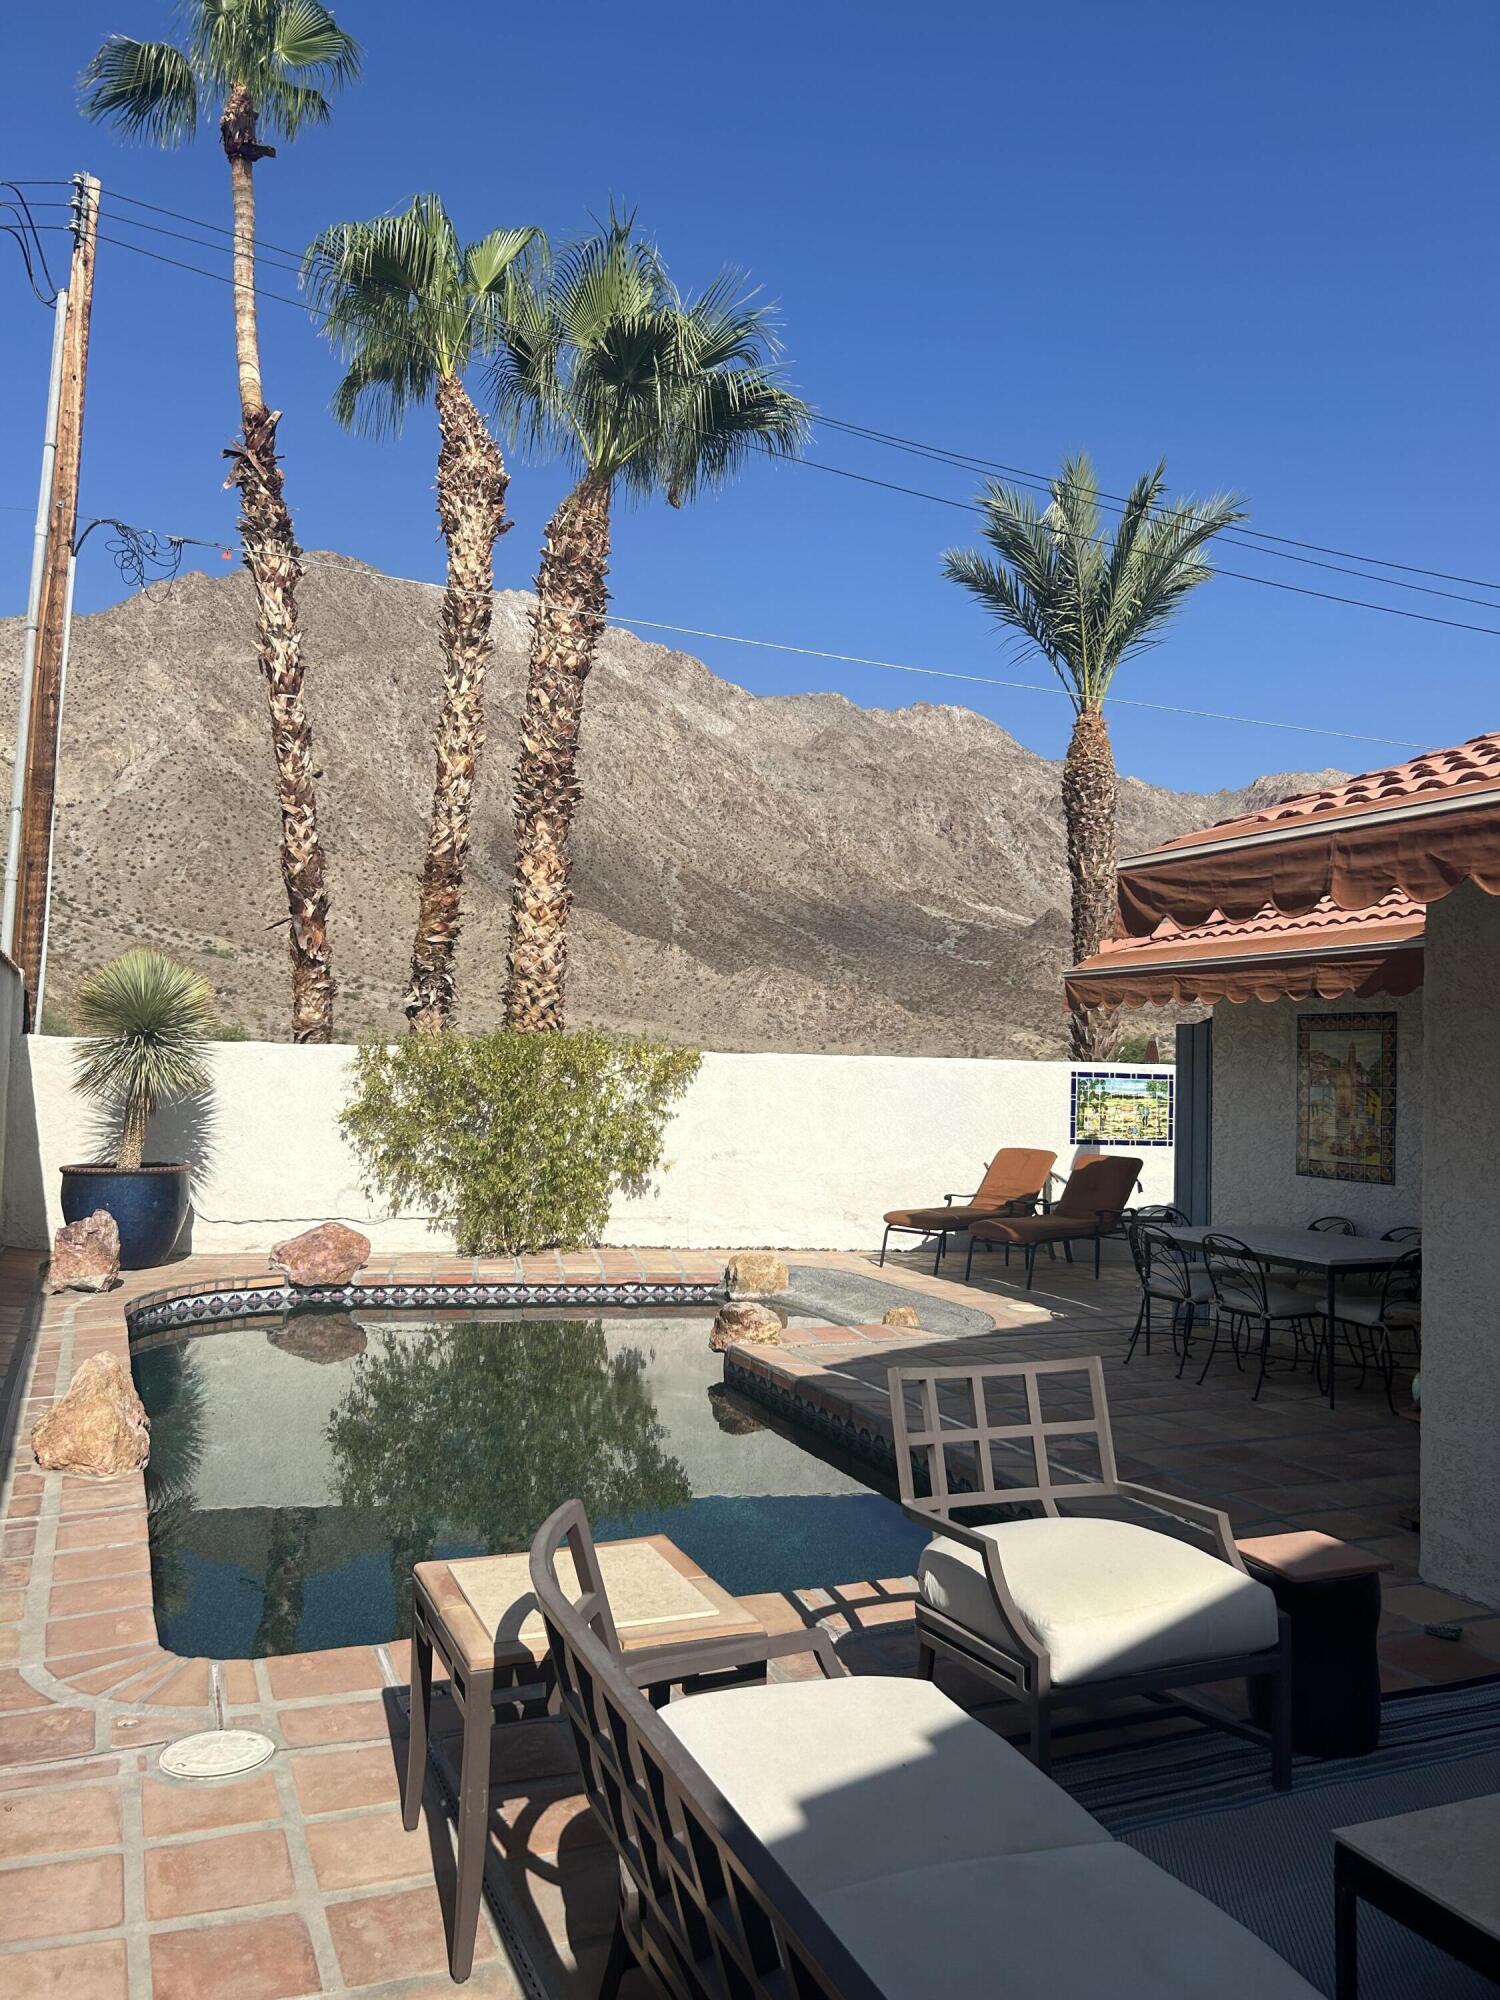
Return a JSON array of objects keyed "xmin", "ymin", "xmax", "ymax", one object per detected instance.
[
  {"xmin": 491, "ymin": 223, "xmax": 809, "ymax": 1031},
  {"xmin": 81, "ymin": 1, "xmax": 360, "ymax": 1043},
  {"xmin": 944, "ymin": 455, "xmax": 1243, "ymax": 1059},
  {"xmin": 304, "ymin": 197, "xmax": 540, "ymax": 1032}
]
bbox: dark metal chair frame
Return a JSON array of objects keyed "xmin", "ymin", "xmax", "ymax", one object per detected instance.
[
  {"xmin": 1125, "ymin": 1216, "xmax": 1209, "ymax": 1366},
  {"xmin": 1196, "ymin": 1232, "xmax": 1321, "ymax": 1399},
  {"xmin": 1325, "ymin": 1246, "xmax": 1422, "ymax": 1415},
  {"xmin": 889, "ymin": 1356, "xmax": 1292, "ymax": 1789},
  {"xmin": 529, "ymin": 1500, "xmax": 867, "ymax": 2000},
  {"xmin": 1308, "ymin": 1215, "xmax": 1358, "ymax": 1234},
  {"xmin": 962, "ymin": 1162, "xmax": 1143, "ymax": 1289},
  {"xmin": 879, "ymin": 1188, "xmax": 1045, "ymax": 1275}
]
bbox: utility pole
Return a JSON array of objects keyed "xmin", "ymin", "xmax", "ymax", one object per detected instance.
[{"xmin": 13, "ymin": 173, "xmax": 99, "ymax": 1026}]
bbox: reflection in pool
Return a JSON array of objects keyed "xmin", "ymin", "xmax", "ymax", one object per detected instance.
[{"xmin": 133, "ymin": 1310, "xmax": 926, "ymax": 1657}]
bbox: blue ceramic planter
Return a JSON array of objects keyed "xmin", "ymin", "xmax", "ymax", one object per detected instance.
[{"xmin": 60, "ymin": 1163, "xmax": 189, "ymax": 1270}]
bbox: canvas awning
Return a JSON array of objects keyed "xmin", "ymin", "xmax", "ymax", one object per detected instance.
[
  {"xmin": 1065, "ymin": 892, "xmax": 1425, "ymax": 1011},
  {"xmin": 1115, "ymin": 733, "xmax": 1500, "ymax": 936}
]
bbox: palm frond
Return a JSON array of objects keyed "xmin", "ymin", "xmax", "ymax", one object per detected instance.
[
  {"xmin": 191, "ymin": 0, "xmax": 360, "ymax": 112},
  {"xmin": 257, "ymin": 75, "xmax": 331, "ymax": 135},
  {"xmin": 79, "ymin": 36, "xmax": 199, "ymax": 145},
  {"xmin": 946, "ymin": 456, "xmax": 1243, "ymax": 707}
]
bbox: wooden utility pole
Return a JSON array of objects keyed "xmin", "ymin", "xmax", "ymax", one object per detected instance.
[{"xmin": 15, "ymin": 174, "xmax": 99, "ymax": 1026}]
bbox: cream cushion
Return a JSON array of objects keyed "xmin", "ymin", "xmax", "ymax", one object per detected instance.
[
  {"xmin": 816, "ymin": 1844, "xmax": 1319, "ymax": 1999},
  {"xmin": 918, "ymin": 1515, "xmax": 1278, "ymax": 1684},
  {"xmin": 660, "ymin": 1676, "xmax": 1108, "ymax": 1895}
]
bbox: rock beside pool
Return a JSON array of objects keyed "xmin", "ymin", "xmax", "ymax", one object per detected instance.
[
  {"xmin": 45, "ymin": 1210, "xmax": 121, "ymax": 1295},
  {"xmin": 269, "ymin": 1222, "xmax": 371, "ymax": 1288},
  {"xmin": 709, "ymin": 1301, "xmax": 783, "ymax": 1350},
  {"xmin": 724, "ymin": 1252, "xmax": 789, "ymax": 1297},
  {"xmin": 31, "ymin": 1352, "xmax": 149, "ymax": 1476},
  {"xmin": 881, "ymin": 1305, "xmax": 922, "ymax": 1328},
  {"xmin": 268, "ymin": 1315, "xmax": 369, "ymax": 1366}
]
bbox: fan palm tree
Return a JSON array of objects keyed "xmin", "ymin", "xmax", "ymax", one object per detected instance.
[
  {"xmin": 492, "ymin": 223, "xmax": 809, "ymax": 1030},
  {"xmin": 81, "ymin": 1, "xmax": 361, "ymax": 1043},
  {"xmin": 304, "ymin": 196, "xmax": 540, "ymax": 1032},
  {"xmin": 944, "ymin": 455, "xmax": 1243, "ymax": 1059}
]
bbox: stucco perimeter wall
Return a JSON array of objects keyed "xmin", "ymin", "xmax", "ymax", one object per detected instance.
[
  {"xmin": 4, "ymin": 1039, "xmax": 1174, "ymax": 1254},
  {"xmin": 1211, "ymin": 991, "xmax": 1424, "ymax": 1233},
  {"xmin": 1421, "ymin": 883, "xmax": 1500, "ymax": 1606}
]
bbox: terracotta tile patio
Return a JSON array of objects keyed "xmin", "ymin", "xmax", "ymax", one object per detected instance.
[{"xmin": 0, "ymin": 1240, "xmax": 1492, "ymax": 1997}]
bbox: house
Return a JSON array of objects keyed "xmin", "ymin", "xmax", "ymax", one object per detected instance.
[{"xmin": 1067, "ymin": 732, "xmax": 1500, "ymax": 1608}]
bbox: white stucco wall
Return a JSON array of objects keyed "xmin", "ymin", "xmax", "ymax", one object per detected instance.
[
  {"xmin": 1210, "ymin": 992, "xmax": 1424, "ymax": 1233},
  {"xmin": 1420, "ymin": 883, "xmax": 1500, "ymax": 1606},
  {"xmin": 4, "ymin": 1039, "xmax": 1174, "ymax": 1255}
]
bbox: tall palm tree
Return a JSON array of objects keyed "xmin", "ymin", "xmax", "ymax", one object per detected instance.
[
  {"xmin": 944, "ymin": 455, "xmax": 1243, "ymax": 1059},
  {"xmin": 304, "ymin": 197, "xmax": 540, "ymax": 1032},
  {"xmin": 82, "ymin": 1, "xmax": 360, "ymax": 1043},
  {"xmin": 492, "ymin": 223, "xmax": 809, "ymax": 1031}
]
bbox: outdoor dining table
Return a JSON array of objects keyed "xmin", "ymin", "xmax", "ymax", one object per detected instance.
[{"xmin": 1162, "ymin": 1223, "xmax": 1409, "ymax": 1331}]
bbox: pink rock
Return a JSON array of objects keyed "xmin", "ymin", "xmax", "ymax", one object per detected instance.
[
  {"xmin": 709, "ymin": 1301, "xmax": 783, "ymax": 1351},
  {"xmin": 45, "ymin": 1210, "xmax": 121, "ymax": 1295},
  {"xmin": 269, "ymin": 1222, "xmax": 371, "ymax": 1288},
  {"xmin": 32, "ymin": 1352, "xmax": 149, "ymax": 1477}
]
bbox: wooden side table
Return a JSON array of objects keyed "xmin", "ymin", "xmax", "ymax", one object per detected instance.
[
  {"xmin": 405, "ymin": 1535, "xmax": 767, "ymax": 1982},
  {"xmin": 1238, "ymin": 1530, "xmax": 1391, "ymax": 1757}
]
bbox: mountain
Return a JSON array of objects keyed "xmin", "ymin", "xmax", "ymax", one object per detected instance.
[{"xmin": 0, "ymin": 554, "xmax": 1345, "ymax": 1056}]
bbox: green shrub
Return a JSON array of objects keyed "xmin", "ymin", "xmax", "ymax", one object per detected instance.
[{"xmin": 341, "ymin": 1028, "xmax": 702, "ymax": 1255}]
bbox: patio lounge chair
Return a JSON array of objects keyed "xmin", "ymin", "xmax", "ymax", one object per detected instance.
[
  {"xmin": 963, "ymin": 1153, "xmax": 1142, "ymax": 1287},
  {"xmin": 891, "ymin": 1356, "xmax": 1291, "ymax": 1789},
  {"xmin": 880, "ymin": 1145, "xmax": 1056, "ymax": 1274},
  {"xmin": 529, "ymin": 1499, "xmax": 1316, "ymax": 2000}
]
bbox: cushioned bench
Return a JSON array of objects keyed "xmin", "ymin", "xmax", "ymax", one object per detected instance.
[{"xmin": 530, "ymin": 1501, "xmax": 1320, "ymax": 2000}]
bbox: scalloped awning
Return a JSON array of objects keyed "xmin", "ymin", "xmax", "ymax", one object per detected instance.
[
  {"xmin": 1066, "ymin": 893, "xmax": 1425, "ymax": 1011},
  {"xmin": 1115, "ymin": 733, "xmax": 1500, "ymax": 936}
]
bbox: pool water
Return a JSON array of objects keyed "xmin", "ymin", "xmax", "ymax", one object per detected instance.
[{"xmin": 132, "ymin": 1309, "xmax": 927, "ymax": 1657}]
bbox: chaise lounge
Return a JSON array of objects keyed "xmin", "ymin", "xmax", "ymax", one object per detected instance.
[
  {"xmin": 965, "ymin": 1151, "xmax": 1141, "ymax": 1286},
  {"xmin": 530, "ymin": 1500, "xmax": 1318, "ymax": 1999},
  {"xmin": 881, "ymin": 1145, "xmax": 1057, "ymax": 1273}
]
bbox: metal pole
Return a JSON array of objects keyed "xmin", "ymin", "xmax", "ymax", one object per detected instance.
[
  {"xmin": 33, "ymin": 547, "xmax": 78, "ymax": 1024},
  {"xmin": 2, "ymin": 287, "xmax": 69, "ymax": 958}
]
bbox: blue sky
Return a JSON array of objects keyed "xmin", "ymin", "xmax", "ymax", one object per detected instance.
[{"xmin": 2, "ymin": 0, "xmax": 1495, "ymax": 792}]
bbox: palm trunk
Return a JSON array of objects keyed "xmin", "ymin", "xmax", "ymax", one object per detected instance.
[
  {"xmin": 220, "ymin": 83, "xmax": 335, "ymax": 1044},
  {"xmin": 1061, "ymin": 702, "xmax": 1120, "ymax": 1061},
  {"xmin": 503, "ymin": 476, "xmax": 612, "ymax": 1032},
  {"xmin": 405, "ymin": 375, "xmax": 510, "ymax": 1033}
]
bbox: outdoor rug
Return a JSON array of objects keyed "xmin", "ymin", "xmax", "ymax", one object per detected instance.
[
  {"xmin": 781, "ymin": 1264, "xmax": 996, "ymax": 1339},
  {"xmin": 1058, "ymin": 1677, "xmax": 1500, "ymax": 1997}
]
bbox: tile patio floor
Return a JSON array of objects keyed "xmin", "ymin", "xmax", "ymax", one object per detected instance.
[{"xmin": 0, "ymin": 1240, "xmax": 1495, "ymax": 1998}]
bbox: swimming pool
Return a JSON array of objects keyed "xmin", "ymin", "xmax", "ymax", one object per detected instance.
[{"xmin": 132, "ymin": 1308, "xmax": 927, "ymax": 1657}]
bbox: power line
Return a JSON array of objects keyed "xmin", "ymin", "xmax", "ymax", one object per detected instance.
[
  {"xmin": 84, "ymin": 183, "xmax": 1500, "ymax": 597},
  {"xmin": 818, "ymin": 415, "xmax": 1500, "ymax": 595}
]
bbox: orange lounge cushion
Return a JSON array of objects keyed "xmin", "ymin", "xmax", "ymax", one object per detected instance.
[
  {"xmin": 970, "ymin": 1213, "xmax": 1112, "ymax": 1246},
  {"xmin": 885, "ymin": 1202, "xmax": 1037, "ymax": 1231}
]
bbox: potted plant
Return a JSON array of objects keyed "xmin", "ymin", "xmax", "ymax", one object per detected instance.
[{"xmin": 62, "ymin": 951, "xmax": 214, "ymax": 1269}]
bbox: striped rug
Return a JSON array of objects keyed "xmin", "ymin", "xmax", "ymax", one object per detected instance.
[{"xmin": 1059, "ymin": 1679, "xmax": 1500, "ymax": 1997}]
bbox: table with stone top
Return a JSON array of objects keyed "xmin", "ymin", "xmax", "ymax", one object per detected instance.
[{"xmin": 1335, "ymin": 1792, "xmax": 1500, "ymax": 1997}]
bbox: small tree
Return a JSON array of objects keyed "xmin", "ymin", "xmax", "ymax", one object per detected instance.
[{"xmin": 72, "ymin": 951, "xmax": 215, "ymax": 1169}]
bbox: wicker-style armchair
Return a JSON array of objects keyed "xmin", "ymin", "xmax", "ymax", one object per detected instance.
[{"xmin": 890, "ymin": 1355, "xmax": 1291, "ymax": 1787}]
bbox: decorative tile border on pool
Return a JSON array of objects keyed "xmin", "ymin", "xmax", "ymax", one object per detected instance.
[
  {"xmin": 723, "ymin": 1331, "xmax": 920, "ymax": 1471},
  {"xmin": 127, "ymin": 1276, "xmax": 725, "ymax": 1336}
]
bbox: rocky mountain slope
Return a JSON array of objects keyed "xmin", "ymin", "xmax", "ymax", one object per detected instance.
[{"xmin": 0, "ymin": 555, "xmax": 1342, "ymax": 1055}]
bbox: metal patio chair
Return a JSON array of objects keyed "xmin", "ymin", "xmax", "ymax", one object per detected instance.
[
  {"xmin": 964, "ymin": 1155, "xmax": 1143, "ymax": 1288},
  {"xmin": 1323, "ymin": 1246, "xmax": 1421, "ymax": 1413},
  {"xmin": 1125, "ymin": 1220, "xmax": 1212, "ymax": 1366},
  {"xmin": 1198, "ymin": 1233, "xmax": 1319, "ymax": 1399},
  {"xmin": 890, "ymin": 1356, "xmax": 1291, "ymax": 1788}
]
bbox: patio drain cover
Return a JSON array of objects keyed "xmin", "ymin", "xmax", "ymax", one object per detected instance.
[{"xmin": 159, "ymin": 1729, "xmax": 276, "ymax": 1781}]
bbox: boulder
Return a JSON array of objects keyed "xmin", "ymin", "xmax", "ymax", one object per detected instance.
[
  {"xmin": 32, "ymin": 1351, "xmax": 149, "ymax": 1477},
  {"xmin": 269, "ymin": 1222, "xmax": 371, "ymax": 1288},
  {"xmin": 267, "ymin": 1315, "xmax": 369, "ymax": 1366},
  {"xmin": 709, "ymin": 1300, "xmax": 783, "ymax": 1351},
  {"xmin": 44, "ymin": 1211, "xmax": 121, "ymax": 1295},
  {"xmin": 724, "ymin": 1251, "xmax": 790, "ymax": 1298},
  {"xmin": 881, "ymin": 1305, "xmax": 922, "ymax": 1328}
]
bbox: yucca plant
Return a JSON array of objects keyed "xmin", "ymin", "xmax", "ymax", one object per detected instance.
[{"xmin": 73, "ymin": 952, "xmax": 216, "ymax": 1170}]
